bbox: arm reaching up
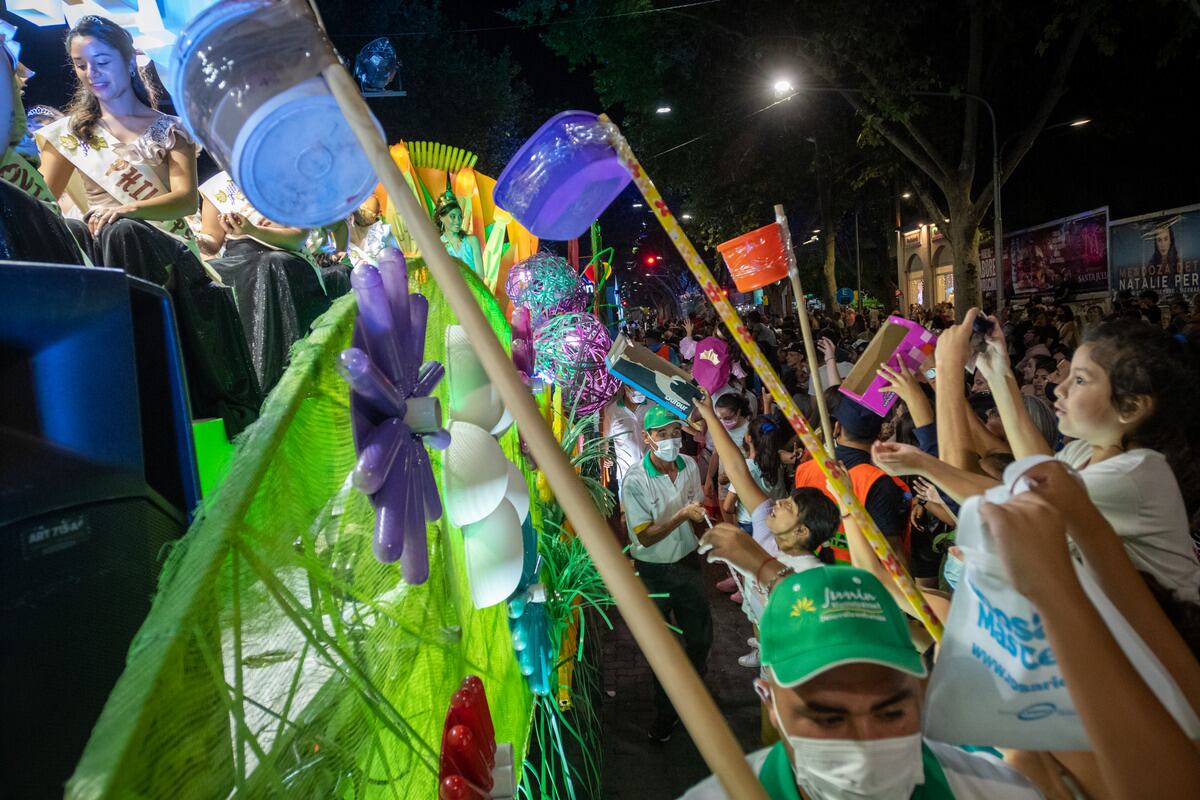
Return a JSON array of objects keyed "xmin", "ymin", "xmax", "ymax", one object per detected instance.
[
  {"xmin": 982, "ymin": 494, "xmax": 1200, "ymax": 800},
  {"xmin": 976, "ymin": 315, "xmax": 1054, "ymax": 459},
  {"xmin": 693, "ymin": 390, "xmax": 767, "ymax": 512}
]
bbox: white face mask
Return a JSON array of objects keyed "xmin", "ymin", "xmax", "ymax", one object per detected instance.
[
  {"xmin": 653, "ymin": 436, "xmax": 682, "ymax": 461},
  {"xmin": 771, "ymin": 691, "xmax": 924, "ymax": 800}
]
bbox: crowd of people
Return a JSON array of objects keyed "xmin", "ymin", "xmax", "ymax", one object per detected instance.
[
  {"xmin": 6, "ymin": 16, "xmax": 1200, "ymax": 800},
  {"xmin": 606, "ymin": 298, "xmax": 1200, "ymax": 798}
]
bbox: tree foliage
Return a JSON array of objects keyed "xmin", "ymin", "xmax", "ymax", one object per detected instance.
[{"xmin": 505, "ymin": 0, "xmax": 1195, "ymax": 316}]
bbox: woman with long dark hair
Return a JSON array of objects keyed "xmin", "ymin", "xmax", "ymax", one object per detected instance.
[{"xmin": 37, "ymin": 16, "xmax": 261, "ymax": 433}]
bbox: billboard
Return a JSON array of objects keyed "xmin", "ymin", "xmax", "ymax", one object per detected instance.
[
  {"xmin": 979, "ymin": 208, "xmax": 1109, "ymax": 300},
  {"xmin": 1109, "ymin": 204, "xmax": 1200, "ymax": 301},
  {"xmin": 1004, "ymin": 208, "xmax": 1109, "ymax": 298}
]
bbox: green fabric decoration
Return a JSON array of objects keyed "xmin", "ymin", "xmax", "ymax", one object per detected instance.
[{"xmin": 66, "ymin": 260, "xmax": 534, "ymax": 799}]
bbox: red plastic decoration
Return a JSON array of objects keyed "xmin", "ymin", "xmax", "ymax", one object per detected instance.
[
  {"xmin": 439, "ymin": 675, "xmax": 500, "ymax": 796},
  {"xmin": 716, "ymin": 222, "xmax": 790, "ymax": 292},
  {"xmin": 439, "ymin": 775, "xmax": 488, "ymax": 800}
]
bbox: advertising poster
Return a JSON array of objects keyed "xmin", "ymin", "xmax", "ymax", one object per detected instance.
[
  {"xmin": 1109, "ymin": 204, "xmax": 1200, "ymax": 301},
  {"xmin": 979, "ymin": 239, "xmax": 1003, "ymax": 305},
  {"xmin": 1003, "ymin": 208, "xmax": 1109, "ymax": 297}
]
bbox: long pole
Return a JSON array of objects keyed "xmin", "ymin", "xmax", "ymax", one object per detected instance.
[
  {"xmin": 775, "ymin": 204, "xmax": 834, "ymax": 452},
  {"xmin": 609, "ymin": 115, "xmax": 943, "ymax": 642},
  {"xmin": 320, "ymin": 66, "xmax": 769, "ymax": 800}
]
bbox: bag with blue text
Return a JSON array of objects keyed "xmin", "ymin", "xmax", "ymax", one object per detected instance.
[{"xmin": 924, "ymin": 456, "xmax": 1200, "ymax": 750}]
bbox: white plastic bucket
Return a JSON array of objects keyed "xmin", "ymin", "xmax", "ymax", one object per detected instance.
[{"xmin": 171, "ymin": 0, "xmax": 380, "ymax": 226}]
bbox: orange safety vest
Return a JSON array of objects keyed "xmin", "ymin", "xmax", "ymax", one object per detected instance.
[{"xmin": 793, "ymin": 457, "xmax": 911, "ymax": 563}]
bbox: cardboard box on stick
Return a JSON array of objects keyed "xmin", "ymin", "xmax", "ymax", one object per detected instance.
[
  {"xmin": 839, "ymin": 317, "xmax": 938, "ymax": 417},
  {"xmin": 606, "ymin": 334, "xmax": 702, "ymax": 418}
]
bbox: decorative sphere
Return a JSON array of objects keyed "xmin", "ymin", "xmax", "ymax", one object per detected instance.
[
  {"xmin": 532, "ymin": 313, "xmax": 621, "ymax": 415},
  {"xmin": 505, "ymin": 252, "xmax": 587, "ymax": 328},
  {"xmin": 355, "ymin": 38, "xmax": 399, "ymax": 92}
]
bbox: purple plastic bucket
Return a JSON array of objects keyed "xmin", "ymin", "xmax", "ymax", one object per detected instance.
[{"xmin": 494, "ymin": 111, "xmax": 632, "ymax": 241}]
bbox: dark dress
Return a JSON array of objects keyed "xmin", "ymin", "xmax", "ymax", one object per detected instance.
[
  {"xmin": 66, "ymin": 217, "xmax": 263, "ymax": 436},
  {"xmin": 210, "ymin": 237, "xmax": 337, "ymax": 394}
]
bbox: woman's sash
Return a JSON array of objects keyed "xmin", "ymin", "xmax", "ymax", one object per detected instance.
[
  {"xmin": 200, "ymin": 171, "xmax": 324, "ymax": 293},
  {"xmin": 36, "ymin": 117, "xmax": 199, "ymax": 249}
]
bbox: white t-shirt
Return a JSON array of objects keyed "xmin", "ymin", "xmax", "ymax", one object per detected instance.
[
  {"xmin": 678, "ymin": 740, "xmax": 1043, "ymax": 800},
  {"xmin": 621, "ymin": 453, "xmax": 703, "ymax": 564},
  {"xmin": 735, "ymin": 501, "xmax": 824, "ymax": 624},
  {"xmin": 729, "ymin": 460, "xmax": 787, "ymax": 525},
  {"xmin": 1057, "ymin": 439, "xmax": 1200, "ymax": 599},
  {"xmin": 602, "ymin": 397, "xmax": 647, "ymax": 488}
]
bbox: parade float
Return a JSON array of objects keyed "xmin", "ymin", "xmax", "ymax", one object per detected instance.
[{"xmin": 6, "ymin": 3, "xmax": 937, "ymax": 799}]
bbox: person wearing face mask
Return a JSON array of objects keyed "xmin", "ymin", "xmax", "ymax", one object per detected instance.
[
  {"xmin": 602, "ymin": 383, "xmax": 650, "ymax": 491},
  {"xmin": 619, "ymin": 404, "xmax": 711, "ymax": 742},
  {"xmin": 679, "ymin": 567, "xmax": 1044, "ymax": 800}
]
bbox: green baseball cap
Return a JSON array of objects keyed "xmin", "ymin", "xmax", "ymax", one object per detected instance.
[
  {"xmin": 760, "ymin": 566, "xmax": 926, "ymax": 688},
  {"xmin": 643, "ymin": 404, "xmax": 681, "ymax": 431}
]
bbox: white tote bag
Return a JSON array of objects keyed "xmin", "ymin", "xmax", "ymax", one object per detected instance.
[{"xmin": 924, "ymin": 457, "xmax": 1200, "ymax": 750}]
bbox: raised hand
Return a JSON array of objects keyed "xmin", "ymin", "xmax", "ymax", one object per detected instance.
[
  {"xmin": 978, "ymin": 492, "xmax": 1072, "ymax": 600},
  {"xmin": 871, "ymin": 441, "xmax": 931, "ymax": 478},
  {"xmin": 877, "ymin": 362, "xmax": 922, "ymax": 405}
]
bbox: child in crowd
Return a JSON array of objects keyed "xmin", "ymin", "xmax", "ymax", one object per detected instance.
[
  {"xmin": 694, "ymin": 391, "xmax": 839, "ymax": 667},
  {"xmin": 722, "ymin": 415, "xmax": 790, "ymax": 534}
]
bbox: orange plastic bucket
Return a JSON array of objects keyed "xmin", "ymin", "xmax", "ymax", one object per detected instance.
[{"xmin": 716, "ymin": 222, "xmax": 790, "ymax": 292}]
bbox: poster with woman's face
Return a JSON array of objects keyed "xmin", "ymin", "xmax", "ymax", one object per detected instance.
[{"xmin": 1110, "ymin": 205, "xmax": 1200, "ymax": 300}]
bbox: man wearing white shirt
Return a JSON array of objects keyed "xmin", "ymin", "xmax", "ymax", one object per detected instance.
[
  {"xmin": 603, "ymin": 384, "xmax": 650, "ymax": 490},
  {"xmin": 620, "ymin": 405, "xmax": 711, "ymax": 742}
]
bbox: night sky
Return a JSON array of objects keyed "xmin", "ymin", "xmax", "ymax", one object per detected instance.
[{"xmin": 5, "ymin": 3, "xmax": 1196, "ymax": 236}]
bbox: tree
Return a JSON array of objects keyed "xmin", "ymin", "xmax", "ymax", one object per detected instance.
[
  {"xmin": 507, "ymin": 1, "xmax": 912, "ymax": 312},
  {"xmin": 505, "ymin": 0, "xmax": 1194, "ymax": 318}
]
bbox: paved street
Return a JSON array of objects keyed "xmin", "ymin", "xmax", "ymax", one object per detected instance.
[{"xmin": 599, "ymin": 561, "xmax": 765, "ymax": 799}]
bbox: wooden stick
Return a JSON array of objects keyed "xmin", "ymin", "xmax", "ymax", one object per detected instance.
[
  {"xmin": 320, "ymin": 64, "xmax": 769, "ymax": 800},
  {"xmin": 606, "ymin": 116, "xmax": 944, "ymax": 642},
  {"xmin": 774, "ymin": 204, "xmax": 834, "ymax": 453}
]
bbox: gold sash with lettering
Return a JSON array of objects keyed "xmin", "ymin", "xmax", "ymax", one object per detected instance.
[
  {"xmin": 36, "ymin": 116, "xmax": 199, "ymax": 248},
  {"xmin": 0, "ymin": 147, "xmax": 61, "ymax": 213}
]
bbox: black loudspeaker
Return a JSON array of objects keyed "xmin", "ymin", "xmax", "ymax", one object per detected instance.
[{"xmin": 0, "ymin": 263, "xmax": 197, "ymax": 798}]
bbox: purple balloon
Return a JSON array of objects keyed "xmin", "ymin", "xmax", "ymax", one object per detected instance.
[
  {"xmin": 408, "ymin": 294, "xmax": 430, "ymax": 374},
  {"xmin": 424, "ymin": 427, "xmax": 452, "ymax": 451},
  {"xmin": 399, "ymin": 445, "xmax": 430, "ymax": 583},
  {"xmin": 353, "ymin": 418, "xmax": 407, "ymax": 495},
  {"xmin": 414, "ymin": 361, "xmax": 445, "ymax": 398},
  {"xmin": 338, "ymin": 348, "xmax": 406, "ymax": 418},
  {"xmin": 351, "ymin": 264, "xmax": 405, "ymax": 386},
  {"xmin": 377, "ymin": 248, "xmax": 410, "ymax": 353},
  {"xmin": 372, "ymin": 469, "xmax": 407, "ymax": 563}
]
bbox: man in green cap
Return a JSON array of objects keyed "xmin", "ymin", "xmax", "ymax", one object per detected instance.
[
  {"xmin": 620, "ymin": 404, "xmax": 710, "ymax": 743},
  {"xmin": 679, "ymin": 567, "xmax": 1042, "ymax": 799}
]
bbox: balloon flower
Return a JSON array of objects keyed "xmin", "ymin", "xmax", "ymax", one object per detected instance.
[{"xmin": 341, "ymin": 248, "xmax": 450, "ymax": 581}]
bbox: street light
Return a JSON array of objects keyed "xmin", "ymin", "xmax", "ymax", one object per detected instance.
[
  {"xmin": 773, "ymin": 78, "xmax": 795, "ymax": 98},
  {"xmin": 656, "ymin": 106, "xmax": 672, "ymax": 114},
  {"xmin": 1068, "ymin": 118, "xmax": 1090, "ymax": 127},
  {"xmin": 901, "ymin": 191, "xmax": 912, "ymax": 199},
  {"xmin": 681, "ymin": 213, "xmax": 693, "ymax": 220}
]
